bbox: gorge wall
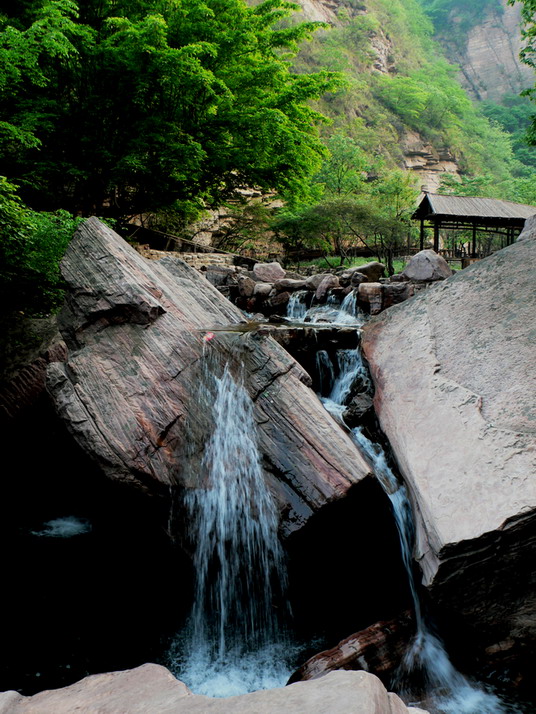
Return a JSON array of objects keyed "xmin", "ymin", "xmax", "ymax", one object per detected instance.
[{"xmin": 436, "ymin": 0, "xmax": 533, "ymax": 102}]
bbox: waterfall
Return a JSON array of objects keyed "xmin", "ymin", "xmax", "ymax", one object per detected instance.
[
  {"xmin": 315, "ymin": 350, "xmax": 335, "ymax": 396},
  {"xmin": 169, "ymin": 363, "xmax": 292, "ymax": 697},
  {"xmin": 318, "ymin": 345, "xmax": 510, "ymax": 714},
  {"xmin": 286, "ymin": 291, "xmax": 308, "ymax": 320},
  {"xmin": 286, "ymin": 288, "xmax": 367, "ymax": 326}
]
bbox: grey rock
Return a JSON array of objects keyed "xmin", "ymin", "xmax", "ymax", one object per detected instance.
[
  {"xmin": 350, "ymin": 271, "xmax": 368, "ymax": 288},
  {"xmin": 237, "ymin": 274, "xmax": 256, "ymax": 297},
  {"xmin": 253, "ymin": 282, "xmax": 273, "ymax": 298},
  {"xmin": 358, "ymin": 283, "xmax": 383, "ymax": 315},
  {"xmin": 305, "ymin": 273, "xmax": 333, "ymax": 290},
  {"xmin": 399, "ymin": 250, "xmax": 453, "ymax": 282},
  {"xmin": 273, "ymin": 278, "xmax": 307, "ymax": 292},
  {"xmin": 253, "ymin": 261, "xmax": 286, "ymax": 282},
  {"xmin": 517, "ymin": 213, "xmax": 536, "ymax": 242},
  {"xmin": 361, "ymin": 237, "xmax": 536, "ymax": 673},
  {"xmin": 315, "ymin": 275, "xmax": 340, "ymax": 301},
  {"xmin": 352, "ymin": 262, "xmax": 385, "ymax": 282}
]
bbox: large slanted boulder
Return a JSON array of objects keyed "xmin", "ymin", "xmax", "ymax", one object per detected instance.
[
  {"xmin": 361, "ymin": 235, "xmax": 536, "ymax": 678},
  {"xmin": 0, "ymin": 664, "xmax": 429, "ymax": 713},
  {"xmin": 47, "ymin": 218, "xmax": 373, "ymax": 536}
]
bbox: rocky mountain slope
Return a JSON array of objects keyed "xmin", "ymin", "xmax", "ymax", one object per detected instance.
[
  {"xmin": 295, "ymin": 0, "xmax": 531, "ymax": 192},
  {"xmin": 431, "ymin": 0, "xmax": 533, "ymax": 102}
]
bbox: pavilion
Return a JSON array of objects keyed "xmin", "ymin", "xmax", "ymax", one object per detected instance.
[{"xmin": 412, "ymin": 193, "xmax": 536, "ymax": 255}]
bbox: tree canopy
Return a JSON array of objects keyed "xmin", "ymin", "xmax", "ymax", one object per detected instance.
[{"xmin": 1, "ymin": 0, "xmax": 339, "ymax": 219}]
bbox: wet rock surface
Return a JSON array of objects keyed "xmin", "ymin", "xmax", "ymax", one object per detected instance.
[
  {"xmin": 361, "ymin": 234, "xmax": 536, "ymax": 681},
  {"xmin": 47, "ymin": 218, "xmax": 374, "ymax": 537},
  {"xmin": 0, "ymin": 664, "xmax": 429, "ymax": 713}
]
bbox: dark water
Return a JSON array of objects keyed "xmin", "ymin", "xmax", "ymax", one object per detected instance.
[{"xmin": 0, "ymin": 396, "xmax": 192, "ymax": 695}]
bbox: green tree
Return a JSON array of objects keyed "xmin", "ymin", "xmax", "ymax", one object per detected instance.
[
  {"xmin": 1, "ymin": 0, "xmax": 339, "ymax": 220},
  {"xmin": 0, "ymin": 177, "xmax": 81, "ymax": 314}
]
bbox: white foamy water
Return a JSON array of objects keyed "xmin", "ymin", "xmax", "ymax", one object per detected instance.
[
  {"xmin": 286, "ymin": 291, "xmax": 309, "ymax": 320},
  {"xmin": 169, "ymin": 363, "xmax": 291, "ymax": 697},
  {"xmin": 31, "ymin": 516, "xmax": 91, "ymax": 538},
  {"xmin": 286, "ymin": 288, "xmax": 367, "ymax": 327}
]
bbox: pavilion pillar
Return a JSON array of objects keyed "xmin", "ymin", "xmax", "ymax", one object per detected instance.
[
  {"xmin": 420, "ymin": 219, "xmax": 424, "ymax": 251},
  {"xmin": 433, "ymin": 221, "xmax": 439, "ymax": 252},
  {"xmin": 472, "ymin": 223, "xmax": 477, "ymax": 257}
]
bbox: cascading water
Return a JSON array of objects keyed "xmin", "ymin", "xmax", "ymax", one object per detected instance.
[
  {"xmin": 286, "ymin": 291, "xmax": 309, "ymax": 320},
  {"xmin": 318, "ymin": 344, "xmax": 512, "ymax": 714},
  {"xmin": 315, "ymin": 350, "xmax": 335, "ymax": 396},
  {"xmin": 286, "ymin": 287, "xmax": 367, "ymax": 326},
  {"xmin": 168, "ymin": 363, "xmax": 292, "ymax": 697}
]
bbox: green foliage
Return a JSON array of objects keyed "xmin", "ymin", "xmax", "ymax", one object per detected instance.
[
  {"xmin": 0, "ymin": 177, "xmax": 80, "ymax": 314},
  {"xmin": 1, "ymin": 0, "xmax": 339, "ymax": 218},
  {"xmin": 418, "ymin": 0, "xmax": 503, "ymax": 36},
  {"xmin": 292, "ymin": 0, "xmax": 520, "ymax": 186},
  {"xmin": 480, "ymin": 95, "xmax": 536, "ymax": 172},
  {"xmin": 274, "ymin": 132, "xmax": 419, "ymax": 273}
]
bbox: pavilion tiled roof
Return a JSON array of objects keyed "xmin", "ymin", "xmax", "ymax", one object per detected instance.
[{"xmin": 414, "ymin": 193, "xmax": 536, "ymax": 220}]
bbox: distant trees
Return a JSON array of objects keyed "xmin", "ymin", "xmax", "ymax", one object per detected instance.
[{"xmin": 273, "ymin": 133, "xmax": 419, "ymax": 273}]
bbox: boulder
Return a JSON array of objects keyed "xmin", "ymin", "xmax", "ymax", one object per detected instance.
[
  {"xmin": 237, "ymin": 274, "xmax": 256, "ymax": 297},
  {"xmin": 47, "ymin": 218, "xmax": 374, "ymax": 537},
  {"xmin": 305, "ymin": 273, "xmax": 333, "ymax": 290},
  {"xmin": 518, "ymin": 213, "xmax": 536, "ymax": 241},
  {"xmin": 361, "ymin": 237, "xmax": 536, "ymax": 677},
  {"xmin": 353, "ymin": 261, "xmax": 385, "ymax": 282},
  {"xmin": 288, "ymin": 612, "xmax": 414, "ymax": 685},
  {"xmin": 253, "ymin": 282, "xmax": 273, "ymax": 298},
  {"xmin": 315, "ymin": 274, "xmax": 340, "ymax": 301},
  {"xmin": 382, "ymin": 283, "xmax": 414, "ymax": 309},
  {"xmin": 357, "ymin": 283, "xmax": 414, "ymax": 315},
  {"xmin": 358, "ymin": 283, "xmax": 383, "ymax": 315},
  {"xmin": 343, "ymin": 393, "xmax": 375, "ymax": 427},
  {"xmin": 350, "ymin": 271, "xmax": 368, "ymax": 288},
  {"xmin": 273, "ymin": 278, "xmax": 307, "ymax": 292},
  {"xmin": 399, "ymin": 250, "xmax": 453, "ymax": 282},
  {"xmin": 0, "ymin": 664, "xmax": 428, "ymax": 713},
  {"xmin": 264, "ymin": 290, "xmax": 291, "ymax": 313},
  {"xmin": 0, "ymin": 319, "xmax": 66, "ymax": 422},
  {"xmin": 202, "ymin": 265, "xmax": 237, "ymax": 288},
  {"xmin": 253, "ymin": 261, "xmax": 286, "ymax": 282}
]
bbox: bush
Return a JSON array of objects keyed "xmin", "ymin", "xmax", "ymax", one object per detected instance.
[{"xmin": 0, "ymin": 177, "xmax": 80, "ymax": 314}]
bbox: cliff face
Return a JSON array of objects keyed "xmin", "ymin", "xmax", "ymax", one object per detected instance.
[
  {"xmin": 436, "ymin": 0, "xmax": 533, "ymax": 101},
  {"xmin": 296, "ymin": 0, "xmax": 462, "ymax": 190}
]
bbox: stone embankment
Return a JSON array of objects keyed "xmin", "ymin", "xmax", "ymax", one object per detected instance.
[{"xmin": 199, "ymin": 251, "xmax": 452, "ymax": 317}]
